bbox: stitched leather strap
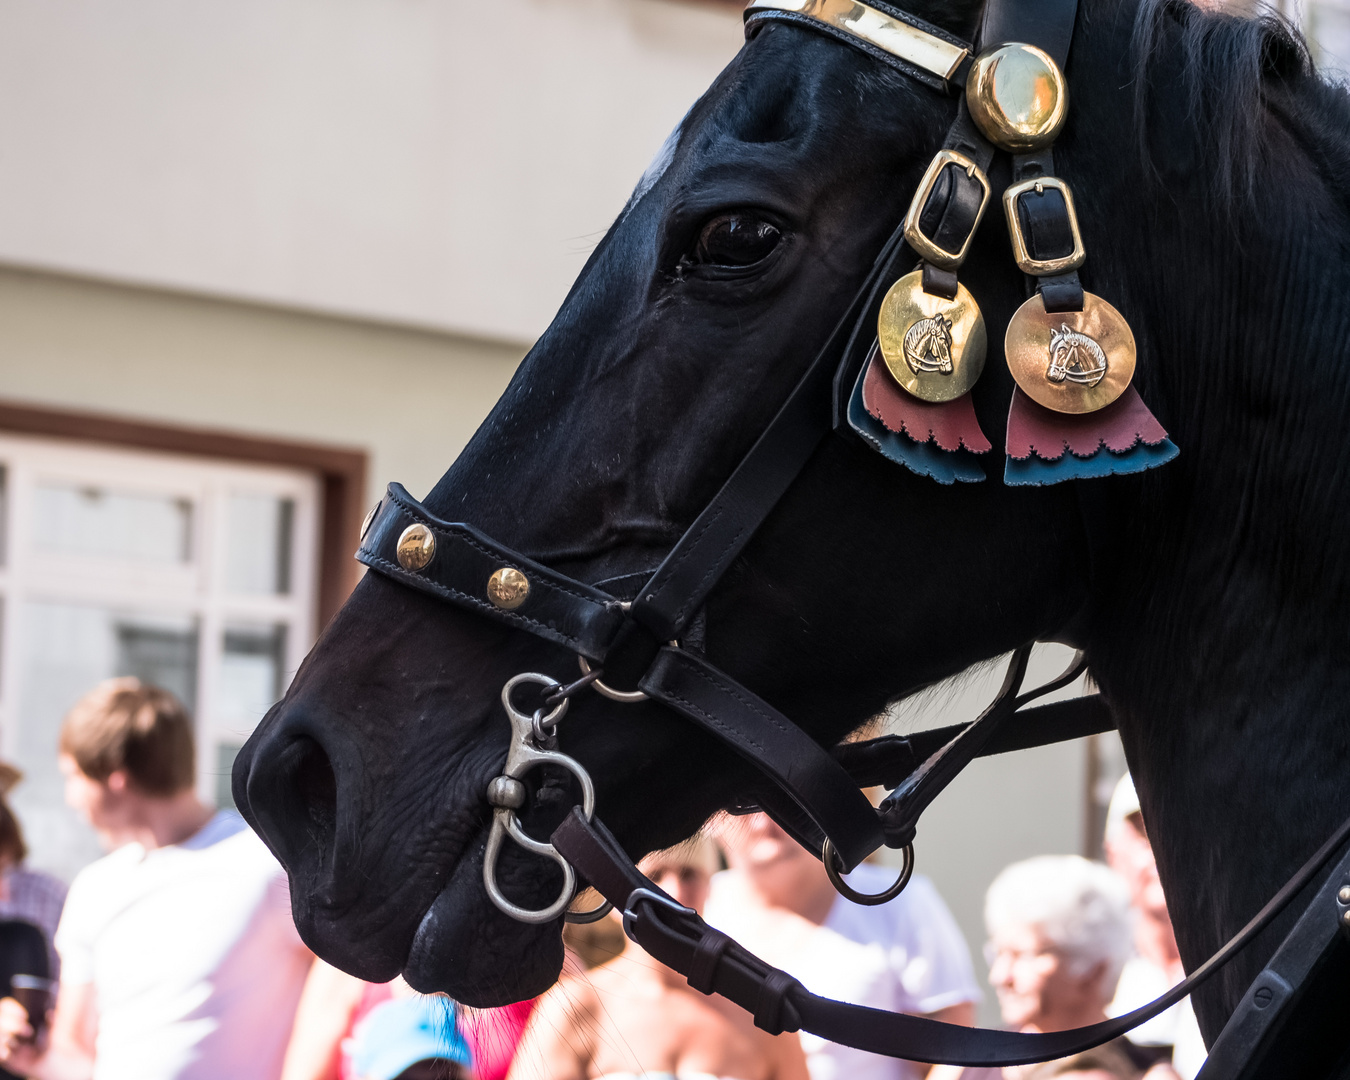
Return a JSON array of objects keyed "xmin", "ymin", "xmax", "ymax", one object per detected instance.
[
  {"xmin": 357, "ymin": 484, "xmax": 628, "ymax": 660},
  {"xmin": 639, "ymin": 647, "xmax": 885, "ymax": 870},
  {"xmin": 553, "ymin": 807, "xmax": 1350, "ymax": 1067}
]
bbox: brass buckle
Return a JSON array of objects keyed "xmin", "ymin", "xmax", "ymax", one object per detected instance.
[
  {"xmin": 902, "ymin": 150, "xmax": 990, "ymax": 271},
  {"xmin": 1002, "ymin": 176, "xmax": 1087, "ymax": 276}
]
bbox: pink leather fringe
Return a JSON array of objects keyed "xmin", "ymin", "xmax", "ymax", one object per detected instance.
[
  {"xmin": 862, "ymin": 345, "xmax": 992, "ymax": 454},
  {"xmin": 1005, "ymin": 384, "xmax": 1170, "ymax": 461}
]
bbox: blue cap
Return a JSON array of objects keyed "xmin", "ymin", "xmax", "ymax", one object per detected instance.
[{"xmin": 349, "ymin": 996, "xmax": 472, "ymax": 1080}]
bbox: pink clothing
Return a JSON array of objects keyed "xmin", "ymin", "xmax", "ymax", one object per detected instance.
[
  {"xmin": 461, "ymin": 998, "xmax": 536, "ymax": 1080},
  {"xmin": 339, "ymin": 981, "xmax": 395, "ymax": 1080}
]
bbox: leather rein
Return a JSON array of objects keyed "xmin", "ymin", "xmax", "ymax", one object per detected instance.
[{"xmin": 353, "ymin": 0, "xmax": 1350, "ymax": 1067}]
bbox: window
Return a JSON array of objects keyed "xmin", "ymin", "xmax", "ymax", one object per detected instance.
[{"xmin": 0, "ymin": 434, "xmax": 319, "ymax": 880}]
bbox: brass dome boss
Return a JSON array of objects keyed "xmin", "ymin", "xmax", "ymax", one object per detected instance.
[
  {"xmin": 395, "ymin": 523, "xmax": 436, "ymax": 571},
  {"xmin": 487, "ymin": 567, "xmax": 531, "ymax": 610},
  {"xmin": 965, "ymin": 43, "xmax": 1068, "ymax": 153}
]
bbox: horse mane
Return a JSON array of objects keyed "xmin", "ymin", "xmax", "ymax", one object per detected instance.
[{"xmin": 1129, "ymin": 0, "xmax": 1350, "ymax": 207}]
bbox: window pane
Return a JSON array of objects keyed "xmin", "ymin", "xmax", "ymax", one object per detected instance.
[
  {"xmin": 225, "ymin": 494, "xmax": 293, "ymax": 595},
  {"xmin": 212, "ymin": 624, "xmax": 286, "ymax": 808},
  {"xmin": 33, "ymin": 483, "xmax": 192, "ymax": 564},
  {"xmin": 10, "ymin": 602, "xmax": 199, "ymax": 880}
]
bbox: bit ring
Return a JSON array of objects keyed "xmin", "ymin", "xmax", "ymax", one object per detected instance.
[
  {"xmin": 577, "ymin": 655, "xmax": 649, "ymax": 703},
  {"xmin": 822, "ymin": 839, "xmax": 914, "ymax": 906}
]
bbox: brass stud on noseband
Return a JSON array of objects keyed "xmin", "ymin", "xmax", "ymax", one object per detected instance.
[
  {"xmin": 487, "ymin": 567, "xmax": 530, "ymax": 610},
  {"xmin": 966, "ymin": 43, "xmax": 1068, "ymax": 153},
  {"xmin": 395, "ymin": 523, "xmax": 436, "ymax": 571}
]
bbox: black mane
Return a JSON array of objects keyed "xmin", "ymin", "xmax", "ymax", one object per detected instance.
[{"xmin": 1131, "ymin": 0, "xmax": 1350, "ymax": 205}]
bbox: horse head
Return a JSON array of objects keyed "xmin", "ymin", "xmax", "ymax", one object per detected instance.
[{"xmin": 234, "ymin": 0, "xmax": 1350, "ymax": 1048}]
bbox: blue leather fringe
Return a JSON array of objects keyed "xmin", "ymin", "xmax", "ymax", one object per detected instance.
[
  {"xmin": 1004, "ymin": 438, "xmax": 1179, "ymax": 486},
  {"xmin": 847, "ymin": 370, "xmax": 986, "ymax": 485}
]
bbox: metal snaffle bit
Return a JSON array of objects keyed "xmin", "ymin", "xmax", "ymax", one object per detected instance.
[{"xmin": 483, "ymin": 672, "xmax": 611, "ymax": 924}]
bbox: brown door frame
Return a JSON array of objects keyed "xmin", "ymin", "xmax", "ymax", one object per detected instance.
[{"xmin": 0, "ymin": 398, "xmax": 367, "ymax": 629}]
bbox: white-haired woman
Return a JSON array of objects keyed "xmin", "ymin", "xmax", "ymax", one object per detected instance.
[{"xmin": 954, "ymin": 855, "xmax": 1180, "ymax": 1080}]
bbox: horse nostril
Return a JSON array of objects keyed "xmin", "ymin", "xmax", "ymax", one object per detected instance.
[
  {"xmin": 248, "ymin": 734, "xmax": 340, "ymax": 866},
  {"xmin": 293, "ymin": 736, "xmax": 338, "ymax": 843}
]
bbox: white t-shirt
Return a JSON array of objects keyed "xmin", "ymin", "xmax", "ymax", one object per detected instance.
[
  {"xmin": 54, "ymin": 810, "xmax": 312, "ymax": 1080},
  {"xmin": 1108, "ymin": 956, "xmax": 1206, "ymax": 1079},
  {"xmin": 705, "ymin": 866, "xmax": 980, "ymax": 1080}
]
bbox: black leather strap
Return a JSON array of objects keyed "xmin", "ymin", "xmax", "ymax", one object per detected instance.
[
  {"xmin": 639, "ymin": 647, "xmax": 885, "ymax": 870},
  {"xmin": 920, "ymin": 262, "xmax": 958, "ymax": 300},
  {"xmin": 1198, "ymin": 843, "xmax": 1350, "ymax": 1077},
  {"xmin": 1010, "ymin": 149, "xmax": 1085, "ymax": 312},
  {"xmin": 1014, "ymin": 185, "xmax": 1076, "ymax": 264},
  {"xmin": 553, "ymin": 806, "xmax": 1350, "ymax": 1067},
  {"xmin": 914, "ymin": 102, "xmax": 999, "ymax": 298},
  {"xmin": 357, "ymin": 484, "xmax": 628, "ymax": 660},
  {"xmin": 833, "ymin": 693, "xmax": 1114, "ymax": 789},
  {"xmin": 875, "ymin": 647, "xmax": 1090, "ymax": 847},
  {"xmin": 688, "ymin": 927, "xmax": 735, "ymax": 995},
  {"xmin": 916, "ymin": 115, "xmax": 994, "ymax": 261},
  {"xmin": 980, "ymin": 0, "xmax": 1078, "ymax": 66}
]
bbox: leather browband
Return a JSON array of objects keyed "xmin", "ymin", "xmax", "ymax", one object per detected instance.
[{"xmin": 743, "ymin": 0, "xmax": 972, "ymax": 87}]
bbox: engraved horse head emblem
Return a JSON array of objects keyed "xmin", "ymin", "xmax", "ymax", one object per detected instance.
[
  {"xmin": 1046, "ymin": 324, "xmax": 1108, "ymax": 387},
  {"xmin": 903, "ymin": 314, "xmax": 955, "ymax": 376}
]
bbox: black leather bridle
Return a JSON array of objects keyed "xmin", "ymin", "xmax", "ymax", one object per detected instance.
[{"xmin": 353, "ymin": 0, "xmax": 1350, "ymax": 1069}]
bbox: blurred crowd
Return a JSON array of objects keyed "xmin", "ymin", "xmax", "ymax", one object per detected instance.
[{"xmin": 0, "ymin": 679, "xmax": 1204, "ymax": 1080}]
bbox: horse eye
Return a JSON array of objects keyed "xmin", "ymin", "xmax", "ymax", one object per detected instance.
[{"xmin": 692, "ymin": 213, "xmax": 782, "ymax": 267}]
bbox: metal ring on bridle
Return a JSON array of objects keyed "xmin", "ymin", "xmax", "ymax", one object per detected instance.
[
  {"xmin": 577, "ymin": 654, "xmax": 650, "ymax": 703},
  {"xmin": 822, "ymin": 839, "xmax": 914, "ymax": 905},
  {"xmin": 503, "ymin": 674, "xmax": 570, "ymax": 730},
  {"xmin": 577, "ymin": 603, "xmax": 679, "ymax": 703}
]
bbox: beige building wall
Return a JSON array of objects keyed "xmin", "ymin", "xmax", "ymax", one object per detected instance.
[
  {"xmin": 0, "ymin": 266, "xmax": 523, "ymax": 507},
  {"xmin": 0, "ymin": 0, "xmax": 743, "ymax": 342}
]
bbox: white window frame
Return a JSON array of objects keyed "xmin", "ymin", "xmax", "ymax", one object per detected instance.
[{"xmin": 0, "ymin": 431, "xmax": 320, "ymax": 803}]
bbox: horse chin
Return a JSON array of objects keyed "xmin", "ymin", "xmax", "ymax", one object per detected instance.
[{"xmin": 401, "ymin": 836, "xmax": 564, "ymax": 1005}]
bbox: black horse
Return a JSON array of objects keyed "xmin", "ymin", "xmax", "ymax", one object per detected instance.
[{"xmin": 233, "ymin": 0, "xmax": 1350, "ymax": 1065}]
